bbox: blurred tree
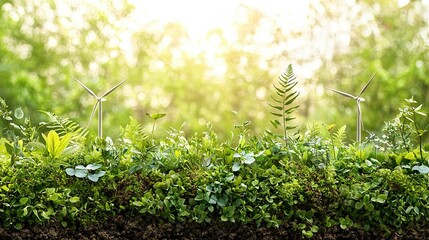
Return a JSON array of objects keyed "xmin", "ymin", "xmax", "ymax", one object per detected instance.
[
  {"xmin": 2, "ymin": 0, "xmax": 428, "ymax": 141},
  {"xmin": 0, "ymin": 0, "xmax": 155, "ymax": 137},
  {"xmin": 315, "ymin": 0, "xmax": 429, "ymax": 141}
]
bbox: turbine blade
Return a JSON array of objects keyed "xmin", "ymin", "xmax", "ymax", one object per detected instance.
[
  {"xmin": 87, "ymin": 101, "xmax": 99, "ymax": 128},
  {"xmin": 74, "ymin": 78, "xmax": 98, "ymax": 98},
  {"xmin": 100, "ymin": 80, "xmax": 127, "ymax": 98},
  {"xmin": 357, "ymin": 73, "xmax": 376, "ymax": 98},
  {"xmin": 327, "ymin": 88, "xmax": 356, "ymax": 99}
]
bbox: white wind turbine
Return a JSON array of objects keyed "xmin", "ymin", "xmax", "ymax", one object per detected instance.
[
  {"xmin": 74, "ymin": 78, "xmax": 126, "ymax": 138},
  {"xmin": 327, "ymin": 74, "xmax": 376, "ymax": 143}
]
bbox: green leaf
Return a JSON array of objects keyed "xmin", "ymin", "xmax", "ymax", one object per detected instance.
[
  {"xmin": 14, "ymin": 223, "xmax": 23, "ymax": 230},
  {"xmin": 132, "ymin": 201, "xmax": 143, "ymax": 207},
  {"xmin": 61, "ymin": 145, "xmax": 79, "ymax": 157},
  {"xmin": 14, "ymin": 107, "xmax": 24, "ymax": 119},
  {"xmin": 61, "ymin": 207, "xmax": 67, "ymax": 216},
  {"xmin": 208, "ymin": 205, "xmax": 214, "ymax": 212},
  {"xmin": 208, "ymin": 195, "xmax": 217, "ymax": 204},
  {"xmin": 412, "ymin": 165, "xmax": 429, "ymax": 174},
  {"xmin": 65, "ymin": 168, "xmax": 75, "ymax": 176},
  {"xmin": 55, "ymin": 133, "xmax": 72, "ymax": 158},
  {"xmin": 75, "ymin": 165, "xmax": 86, "ymax": 170},
  {"xmin": 146, "ymin": 113, "xmax": 166, "ymax": 120},
  {"xmin": 302, "ymin": 229, "xmax": 314, "ymax": 238},
  {"xmin": 86, "ymin": 163, "xmax": 102, "ymax": 170},
  {"xmin": 217, "ymin": 197, "xmax": 227, "ymax": 207},
  {"xmin": 19, "ymin": 197, "xmax": 29, "ymax": 205},
  {"xmin": 87, "ymin": 174, "xmax": 100, "ymax": 182},
  {"xmin": 270, "ymin": 120, "xmax": 280, "ymax": 128},
  {"xmin": 27, "ymin": 142, "xmax": 46, "ymax": 152},
  {"xmin": 406, "ymin": 206, "xmax": 413, "ymax": 214},
  {"xmin": 41, "ymin": 211, "xmax": 50, "ymax": 220},
  {"xmin": 243, "ymin": 154, "xmax": 255, "ymax": 164},
  {"xmin": 94, "ymin": 171, "xmax": 106, "ymax": 178},
  {"xmin": 376, "ymin": 194, "xmax": 388, "ymax": 203},
  {"xmin": 310, "ymin": 225, "xmax": 319, "ymax": 233},
  {"xmin": 75, "ymin": 169, "xmax": 88, "ymax": 178},
  {"xmin": 355, "ymin": 201, "xmax": 364, "ymax": 210},
  {"xmin": 224, "ymin": 173, "xmax": 234, "ymax": 181},
  {"xmin": 194, "ymin": 191, "xmax": 205, "ymax": 201},
  {"xmin": 232, "ymin": 162, "xmax": 241, "ymax": 172},
  {"xmin": 405, "ymin": 152, "xmax": 416, "ymax": 160},
  {"xmin": 365, "ymin": 203, "xmax": 374, "ymax": 212},
  {"xmin": 69, "ymin": 196, "xmax": 80, "ymax": 203},
  {"xmin": 43, "ymin": 130, "xmax": 60, "ymax": 158}
]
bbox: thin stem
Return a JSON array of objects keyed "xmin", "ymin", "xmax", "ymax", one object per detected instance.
[
  {"xmin": 329, "ymin": 133, "xmax": 336, "ymax": 160},
  {"xmin": 151, "ymin": 120, "xmax": 157, "ymax": 139},
  {"xmin": 412, "ymin": 111, "xmax": 424, "ymax": 160},
  {"xmin": 400, "ymin": 117, "xmax": 410, "ymax": 152},
  {"xmin": 282, "ymin": 101, "xmax": 288, "ymax": 145}
]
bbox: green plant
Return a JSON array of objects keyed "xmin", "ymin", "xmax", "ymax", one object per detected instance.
[
  {"xmin": 377, "ymin": 119, "xmax": 413, "ymax": 153},
  {"xmin": 40, "ymin": 111, "xmax": 88, "ymax": 140},
  {"xmin": 65, "ymin": 163, "xmax": 106, "ymax": 182},
  {"xmin": 0, "ymin": 98, "xmax": 12, "ymax": 123},
  {"xmin": 326, "ymin": 124, "xmax": 347, "ymax": 161},
  {"xmin": 41, "ymin": 130, "xmax": 75, "ymax": 160},
  {"xmin": 146, "ymin": 113, "xmax": 166, "ymax": 139},
  {"xmin": 1, "ymin": 99, "xmax": 37, "ymax": 143},
  {"xmin": 232, "ymin": 150, "xmax": 263, "ymax": 172},
  {"xmin": 397, "ymin": 97, "xmax": 427, "ymax": 160},
  {"xmin": 269, "ymin": 64, "xmax": 300, "ymax": 145}
]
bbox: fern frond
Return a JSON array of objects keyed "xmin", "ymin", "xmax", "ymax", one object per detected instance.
[
  {"xmin": 269, "ymin": 64, "xmax": 300, "ymax": 144},
  {"xmin": 120, "ymin": 116, "xmax": 148, "ymax": 149},
  {"xmin": 40, "ymin": 111, "xmax": 88, "ymax": 139},
  {"xmin": 333, "ymin": 125, "xmax": 347, "ymax": 147}
]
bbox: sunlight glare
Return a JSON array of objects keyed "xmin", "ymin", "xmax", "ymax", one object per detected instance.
[{"xmin": 128, "ymin": 0, "xmax": 311, "ymax": 77}]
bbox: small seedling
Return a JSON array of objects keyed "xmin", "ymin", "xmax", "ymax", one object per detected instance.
[
  {"xmin": 74, "ymin": 78, "xmax": 126, "ymax": 138},
  {"xmin": 146, "ymin": 113, "xmax": 166, "ymax": 138},
  {"xmin": 327, "ymin": 74, "xmax": 376, "ymax": 144}
]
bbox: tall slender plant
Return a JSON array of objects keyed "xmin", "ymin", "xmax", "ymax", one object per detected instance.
[{"xmin": 269, "ymin": 64, "xmax": 300, "ymax": 145}]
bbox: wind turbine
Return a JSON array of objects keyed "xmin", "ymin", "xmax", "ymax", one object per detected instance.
[
  {"xmin": 327, "ymin": 74, "xmax": 376, "ymax": 143},
  {"xmin": 74, "ymin": 78, "xmax": 126, "ymax": 138}
]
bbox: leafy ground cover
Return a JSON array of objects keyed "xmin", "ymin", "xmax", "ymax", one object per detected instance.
[{"xmin": 2, "ymin": 67, "xmax": 429, "ymax": 239}]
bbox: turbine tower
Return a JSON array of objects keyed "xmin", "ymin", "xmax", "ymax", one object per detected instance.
[
  {"xmin": 74, "ymin": 78, "xmax": 126, "ymax": 138},
  {"xmin": 327, "ymin": 74, "xmax": 376, "ymax": 143}
]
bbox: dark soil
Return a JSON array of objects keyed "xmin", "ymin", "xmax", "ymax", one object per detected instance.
[{"xmin": 0, "ymin": 215, "xmax": 428, "ymax": 240}]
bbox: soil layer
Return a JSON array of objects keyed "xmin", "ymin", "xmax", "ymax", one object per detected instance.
[{"xmin": 0, "ymin": 215, "xmax": 427, "ymax": 240}]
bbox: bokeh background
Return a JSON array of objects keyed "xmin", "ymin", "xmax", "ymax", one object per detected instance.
[{"xmin": 1, "ymin": 0, "xmax": 429, "ymax": 140}]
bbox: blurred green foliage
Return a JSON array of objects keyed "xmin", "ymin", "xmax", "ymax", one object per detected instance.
[
  {"xmin": 0, "ymin": 0, "xmax": 428, "ymax": 140},
  {"xmin": 316, "ymin": 1, "xmax": 429, "ymax": 140}
]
